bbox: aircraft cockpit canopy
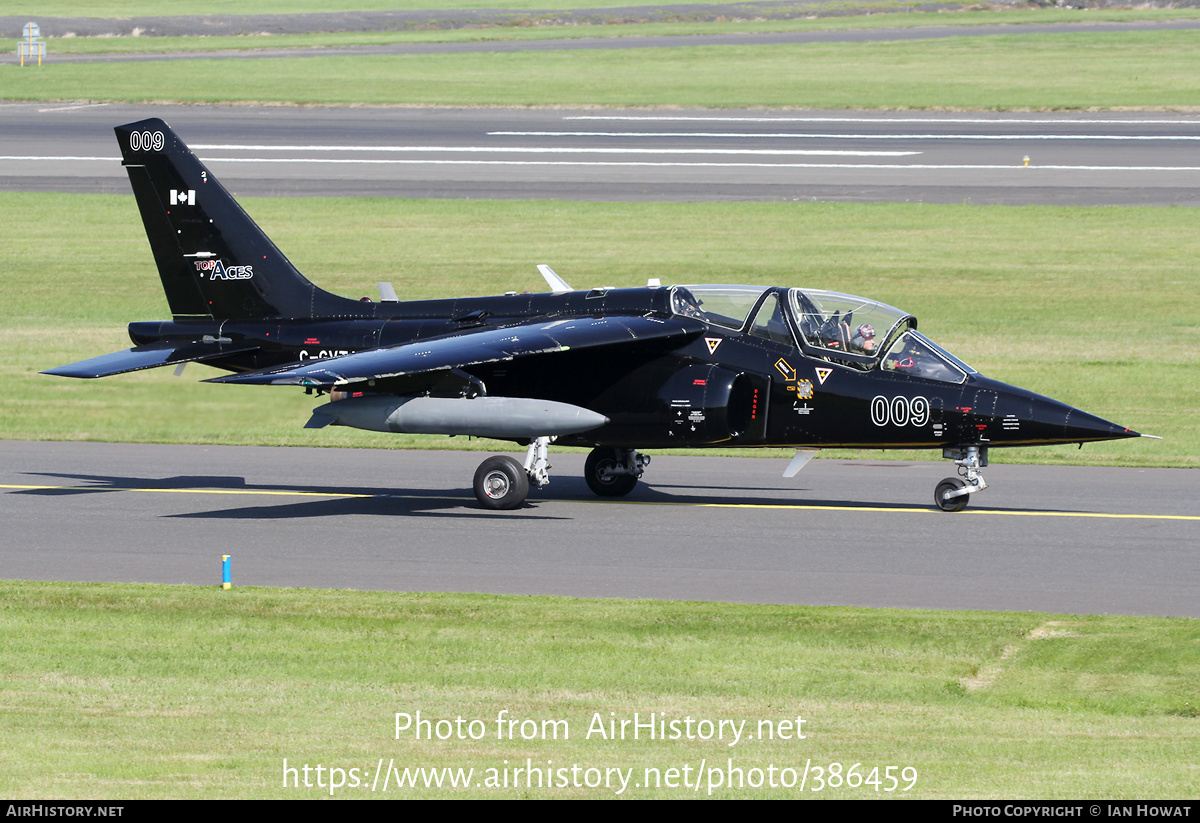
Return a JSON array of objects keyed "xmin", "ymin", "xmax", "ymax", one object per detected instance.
[
  {"xmin": 788, "ymin": 289, "xmax": 975, "ymax": 382},
  {"xmin": 788, "ymin": 289, "xmax": 910, "ymax": 363},
  {"xmin": 671, "ymin": 285, "xmax": 976, "ymax": 384},
  {"xmin": 788, "ymin": 289, "xmax": 976, "ymax": 382},
  {"xmin": 880, "ymin": 329, "xmax": 977, "ymax": 384},
  {"xmin": 671, "ymin": 285, "xmax": 767, "ymax": 330}
]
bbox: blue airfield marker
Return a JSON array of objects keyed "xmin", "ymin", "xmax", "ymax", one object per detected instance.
[{"xmin": 222, "ymin": 555, "xmax": 231, "ymax": 590}]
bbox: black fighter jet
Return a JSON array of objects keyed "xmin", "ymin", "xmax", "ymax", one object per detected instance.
[{"xmin": 45, "ymin": 119, "xmax": 1147, "ymax": 511}]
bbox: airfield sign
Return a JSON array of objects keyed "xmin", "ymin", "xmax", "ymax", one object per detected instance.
[{"xmin": 18, "ymin": 22, "xmax": 46, "ymax": 67}]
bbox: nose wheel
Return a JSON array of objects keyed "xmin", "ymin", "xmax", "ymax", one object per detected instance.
[
  {"xmin": 936, "ymin": 445, "xmax": 989, "ymax": 512},
  {"xmin": 935, "ymin": 477, "xmax": 969, "ymax": 512}
]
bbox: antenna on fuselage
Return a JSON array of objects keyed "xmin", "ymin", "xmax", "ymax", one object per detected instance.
[{"xmin": 538, "ymin": 264, "xmax": 572, "ymax": 294}]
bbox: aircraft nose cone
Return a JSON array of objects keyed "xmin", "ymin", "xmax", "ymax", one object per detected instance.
[
  {"xmin": 971, "ymin": 377, "xmax": 1140, "ymax": 445},
  {"xmin": 1055, "ymin": 402, "xmax": 1140, "ymax": 442}
]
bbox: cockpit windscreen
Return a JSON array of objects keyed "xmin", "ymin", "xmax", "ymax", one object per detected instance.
[{"xmin": 882, "ymin": 331, "xmax": 975, "ymax": 383}]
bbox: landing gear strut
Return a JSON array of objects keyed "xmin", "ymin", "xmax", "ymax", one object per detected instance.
[
  {"xmin": 584, "ymin": 447, "xmax": 648, "ymax": 497},
  {"xmin": 473, "ymin": 436, "xmax": 554, "ymax": 510},
  {"xmin": 935, "ymin": 445, "xmax": 988, "ymax": 512}
]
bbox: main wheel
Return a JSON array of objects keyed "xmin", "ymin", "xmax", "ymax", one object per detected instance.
[
  {"xmin": 474, "ymin": 456, "xmax": 530, "ymax": 510},
  {"xmin": 584, "ymin": 448, "xmax": 639, "ymax": 497},
  {"xmin": 935, "ymin": 477, "xmax": 969, "ymax": 512}
]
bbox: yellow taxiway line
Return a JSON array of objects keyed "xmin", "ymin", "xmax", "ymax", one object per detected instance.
[
  {"xmin": 695, "ymin": 502, "xmax": 1200, "ymax": 520},
  {"xmin": 4, "ymin": 483, "xmax": 1197, "ymax": 521}
]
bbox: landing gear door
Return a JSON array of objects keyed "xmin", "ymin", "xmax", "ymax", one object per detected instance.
[{"xmin": 965, "ymin": 389, "xmax": 998, "ymax": 444}]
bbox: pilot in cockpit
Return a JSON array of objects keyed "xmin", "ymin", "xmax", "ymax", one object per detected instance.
[
  {"xmin": 819, "ymin": 314, "xmax": 876, "ymax": 355},
  {"xmin": 850, "ymin": 323, "xmax": 876, "ymax": 354}
]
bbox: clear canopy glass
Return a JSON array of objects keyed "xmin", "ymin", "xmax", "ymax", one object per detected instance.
[
  {"xmin": 671, "ymin": 285, "xmax": 767, "ymax": 330},
  {"xmin": 787, "ymin": 289, "xmax": 911, "ymax": 357},
  {"xmin": 671, "ymin": 285, "xmax": 974, "ymax": 384}
]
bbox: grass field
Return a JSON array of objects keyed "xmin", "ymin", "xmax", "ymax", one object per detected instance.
[
  {"xmin": 2, "ymin": 581, "xmax": 1197, "ymax": 798},
  {"xmin": 11, "ymin": 0, "xmax": 1146, "ymax": 17},
  {"xmin": 24, "ymin": 0, "xmax": 856, "ymax": 12},
  {"xmin": 3, "ymin": 193, "xmax": 1191, "ymax": 466},
  {"xmin": 29, "ymin": 8, "xmax": 1200, "ymax": 55},
  {"xmin": 23, "ymin": 0, "xmax": 1200, "ymax": 22},
  {"xmin": 7, "ymin": 30, "xmax": 1200, "ymax": 109}
]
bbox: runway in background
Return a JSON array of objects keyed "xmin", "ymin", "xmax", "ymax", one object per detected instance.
[{"xmin": 5, "ymin": 103, "xmax": 1200, "ymax": 204}]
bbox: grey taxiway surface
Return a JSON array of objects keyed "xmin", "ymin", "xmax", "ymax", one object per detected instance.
[{"xmin": 3, "ymin": 441, "xmax": 1197, "ymax": 618}]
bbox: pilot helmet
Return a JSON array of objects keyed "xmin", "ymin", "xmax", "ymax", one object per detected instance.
[{"xmin": 851, "ymin": 324, "xmax": 876, "ymax": 351}]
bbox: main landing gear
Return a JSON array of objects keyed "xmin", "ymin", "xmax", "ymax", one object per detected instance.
[
  {"xmin": 472, "ymin": 441, "xmax": 649, "ymax": 510},
  {"xmin": 473, "ymin": 456, "xmax": 529, "ymax": 510},
  {"xmin": 473, "ymin": 436, "xmax": 553, "ymax": 510},
  {"xmin": 584, "ymin": 448, "xmax": 649, "ymax": 497},
  {"xmin": 935, "ymin": 445, "xmax": 989, "ymax": 513}
]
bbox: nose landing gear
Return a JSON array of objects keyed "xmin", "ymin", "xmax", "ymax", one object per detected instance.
[{"xmin": 935, "ymin": 445, "xmax": 988, "ymax": 512}]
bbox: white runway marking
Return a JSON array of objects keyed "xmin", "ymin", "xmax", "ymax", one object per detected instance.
[
  {"xmin": 493, "ymin": 130, "xmax": 1200, "ymax": 141},
  {"xmin": 35, "ymin": 103, "xmax": 111, "ymax": 113},
  {"xmin": 0, "ymin": 156, "xmax": 119, "ymax": 161},
  {"xmin": 565, "ymin": 115, "xmax": 1200, "ymax": 126},
  {"xmin": 7, "ymin": 156, "xmax": 1200, "ymax": 172},
  {"xmin": 189, "ymin": 144, "xmax": 920, "ymax": 157}
]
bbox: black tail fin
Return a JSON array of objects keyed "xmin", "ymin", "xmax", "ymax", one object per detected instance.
[{"xmin": 116, "ymin": 119, "xmax": 358, "ymax": 320}]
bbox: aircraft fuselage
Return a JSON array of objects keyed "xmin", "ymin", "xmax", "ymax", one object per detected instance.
[{"xmin": 124, "ymin": 284, "xmax": 1132, "ymax": 453}]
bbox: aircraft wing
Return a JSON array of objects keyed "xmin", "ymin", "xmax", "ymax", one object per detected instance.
[
  {"xmin": 208, "ymin": 314, "xmax": 703, "ymax": 389},
  {"xmin": 42, "ymin": 341, "xmax": 258, "ymax": 379}
]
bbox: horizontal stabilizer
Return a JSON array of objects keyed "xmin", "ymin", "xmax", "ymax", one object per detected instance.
[
  {"xmin": 208, "ymin": 314, "xmax": 704, "ymax": 389},
  {"xmin": 42, "ymin": 342, "xmax": 258, "ymax": 379}
]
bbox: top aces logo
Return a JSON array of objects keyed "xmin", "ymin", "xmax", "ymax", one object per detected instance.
[{"xmin": 194, "ymin": 260, "xmax": 254, "ymax": 281}]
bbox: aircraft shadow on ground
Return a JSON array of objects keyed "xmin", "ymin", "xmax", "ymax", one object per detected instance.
[
  {"xmin": 13, "ymin": 470, "xmax": 1080, "ymax": 516},
  {"xmin": 14, "ymin": 470, "xmax": 566, "ymax": 520},
  {"xmin": 168, "ymin": 496, "xmax": 568, "ymax": 521}
]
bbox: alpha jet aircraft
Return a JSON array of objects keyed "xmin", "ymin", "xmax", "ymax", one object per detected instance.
[{"xmin": 45, "ymin": 119, "xmax": 1145, "ymax": 511}]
